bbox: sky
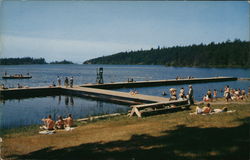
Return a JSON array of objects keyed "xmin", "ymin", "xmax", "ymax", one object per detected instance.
[{"xmin": 0, "ymin": 1, "xmax": 249, "ymax": 63}]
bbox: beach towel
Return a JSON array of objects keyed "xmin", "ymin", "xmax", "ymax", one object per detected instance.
[
  {"xmin": 39, "ymin": 130, "xmax": 55, "ymax": 135},
  {"xmin": 189, "ymin": 110, "xmax": 236, "ymax": 115},
  {"xmin": 65, "ymin": 127, "xmax": 75, "ymax": 131}
]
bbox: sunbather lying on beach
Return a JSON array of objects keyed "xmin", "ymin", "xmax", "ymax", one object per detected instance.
[{"xmin": 196, "ymin": 103, "xmax": 212, "ymax": 114}]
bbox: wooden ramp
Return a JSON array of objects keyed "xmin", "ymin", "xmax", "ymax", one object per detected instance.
[{"xmin": 62, "ymin": 86, "xmax": 170, "ymax": 104}]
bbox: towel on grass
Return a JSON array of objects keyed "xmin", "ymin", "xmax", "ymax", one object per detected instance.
[
  {"xmin": 39, "ymin": 130, "xmax": 56, "ymax": 135},
  {"xmin": 65, "ymin": 127, "xmax": 75, "ymax": 131},
  {"xmin": 190, "ymin": 110, "xmax": 236, "ymax": 115}
]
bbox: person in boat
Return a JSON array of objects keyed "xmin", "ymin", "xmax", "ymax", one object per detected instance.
[
  {"xmin": 55, "ymin": 116, "xmax": 65, "ymax": 129},
  {"xmin": 41, "ymin": 115, "xmax": 55, "ymax": 130},
  {"xmin": 64, "ymin": 114, "xmax": 74, "ymax": 127}
]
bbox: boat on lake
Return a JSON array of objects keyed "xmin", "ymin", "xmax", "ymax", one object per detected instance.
[{"xmin": 2, "ymin": 74, "xmax": 32, "ymax": 79}]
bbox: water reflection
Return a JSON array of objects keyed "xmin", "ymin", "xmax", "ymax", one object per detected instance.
[
  {"xmin": 70, "ymin": 96, "xmax": 74, "ymax": 106},
  {"xmin": 0, "ymin": 95, "xmax": 128, "ymax": 129}
]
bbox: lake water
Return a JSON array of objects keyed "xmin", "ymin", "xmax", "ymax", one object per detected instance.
[{"xmin": 0, "ymin": 64, "xmax": 249, "ymax": 129}]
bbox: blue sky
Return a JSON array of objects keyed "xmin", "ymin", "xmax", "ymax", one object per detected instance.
[{"xmin": 0, "ymin": 1, "xmax": 249, "ymax": 63}]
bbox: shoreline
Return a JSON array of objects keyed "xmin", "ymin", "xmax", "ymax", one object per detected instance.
[
  {"xmin": 1, "ymin": 98, "xmax": 249, "ymax": 136},
  {"xmin": 2, "ymin": 99, "xmax": 250, "ymax": 160}
]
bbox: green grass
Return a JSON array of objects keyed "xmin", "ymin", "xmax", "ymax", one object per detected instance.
[{"xmin": 2, "ymin": 101, "xmax": 250, "ymax": 160}]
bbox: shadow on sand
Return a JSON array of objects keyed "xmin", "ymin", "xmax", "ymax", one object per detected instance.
[{"xmin": 9, "ymin": 117, "xmax": 250, "ymax": 160}]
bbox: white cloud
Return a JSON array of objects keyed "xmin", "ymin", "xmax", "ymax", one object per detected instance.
[{"xmin": 1, "ymin": 35, "xmax": 149, "ymax": 63}]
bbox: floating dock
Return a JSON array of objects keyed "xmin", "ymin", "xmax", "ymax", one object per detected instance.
[
  {"xmin": 81, "ymin": 76, "xmax": 237, "ymax": 89},
  {"xmin": 0, "ymin": 77, "xmax": 237, "ymax": 101},
  {"xmin": 0, "ymin": 76, "xmax": 237, "ymax": 117}
]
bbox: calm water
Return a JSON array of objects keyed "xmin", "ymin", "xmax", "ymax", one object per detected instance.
[
  {"xmin": 0, "ymin": 64, "xmax": 249, "ymax": 129},
  {"xmin": 0, "ymin": 95, "xmax": 127, "ymax": 129}
]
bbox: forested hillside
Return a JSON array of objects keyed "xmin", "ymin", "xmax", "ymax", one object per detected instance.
[
  {"xmin": 84, "ymin": 40, "xmax": 250, "ymax": 68},
  {"xmin": 0, "ymin": 57, "xmax": 47, "ymax": 65}
]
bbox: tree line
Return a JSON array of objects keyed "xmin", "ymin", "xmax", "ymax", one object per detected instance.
[
  {"xmin": 83, "ymin": 39, "xmax": 250, "ymax": 68},
  {"xmin": 0, "ymin": 57, "xmax": 46, "ymax": 65},
  {"xmin": 0, "ymin": 57, "xmax": 74, "ymax": 65}
]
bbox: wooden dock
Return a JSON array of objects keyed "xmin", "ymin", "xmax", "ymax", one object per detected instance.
[
  {"xmin": 0, "ymin": 76, "xmax": 237, "ymax": 117},
  {"xmin": 0, "ymin": 76, "xmax": 237, "ymax": 102},
  {"xmin": 80, "ymin": 76, "xmax": 237, "ymax": 89}
]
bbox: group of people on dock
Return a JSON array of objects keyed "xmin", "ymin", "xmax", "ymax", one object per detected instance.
[
  {"xmin": 55, "ymin": 76, "xmax": 74, "ymax": 88},
  {"xmin": 169, "ymin": 85, "xmax": 194, "ymax": 105},
  {"xmin": 40, "ymin": 114, "xmax": 74, "ymax": 130}
]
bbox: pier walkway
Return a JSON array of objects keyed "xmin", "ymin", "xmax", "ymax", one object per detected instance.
[
  {"xmin": 0, "ymin": 76, "xmax": 237, "ymax": 117},
  {"xmin": 63, "ymin": 86, "xmax": 169, "ymax": 104}
]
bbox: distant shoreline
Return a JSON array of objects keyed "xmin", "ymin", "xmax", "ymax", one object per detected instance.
[{"xmin": 0, "ymin": 63, "xmax": 249, "ymax": 69}]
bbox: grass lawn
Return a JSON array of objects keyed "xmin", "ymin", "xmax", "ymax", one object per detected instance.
[{"xmin": 1, "ymin": 99, "xmax": 250, "ymax": 160}]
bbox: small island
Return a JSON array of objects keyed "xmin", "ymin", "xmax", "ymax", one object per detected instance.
[
  {"xmin": 0, "ymin": 57, "xmax": 74, "ymax": 65},
  {"xmin": 50, "ymin": 60, "xmax": 74, "ymax": 64}
]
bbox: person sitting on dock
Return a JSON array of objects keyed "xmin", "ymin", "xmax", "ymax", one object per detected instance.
[
  {"xmin": 55, "ymin": 116, "xmax": 65, "ymax": 129},
  {"xmin": 17, "ymin": 83, "xmax": 23, "ymax": 88},
  {"xmin": 41, "ymin": 115, "xmax": 55, "ymax": 130},
  {"xmin": 129, "ymin": 89, "xmax": 138, "ymax": 95},
  {"xmin": 179, "ymin": 87, "xmax": 186, "ymax": 100},
  {"xmin": 64, "ymin": 114, "xmax": 74, "ymax": 127},
  {"xmin": 0, "ymin": 84, "xmax": 8, "ymax": 89},
  {"xmin": 169, "ymin": 88, "xmax": 177, "ymax": 101}
]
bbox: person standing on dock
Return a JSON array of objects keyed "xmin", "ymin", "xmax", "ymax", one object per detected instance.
[
  {"xmin": 64, "ymin": 77, "xmax": 69, "ymax": 87},
  {"xmin": 188, "ymin": 85, "xmax": 194, "ymax": 105},
  {"xmin": 70, "ymin": 76, "xmax": 74, "ymax": 87},
  {"xmin": 57, "ymin": 76, "xmax": 61, "ymax": 86}
]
